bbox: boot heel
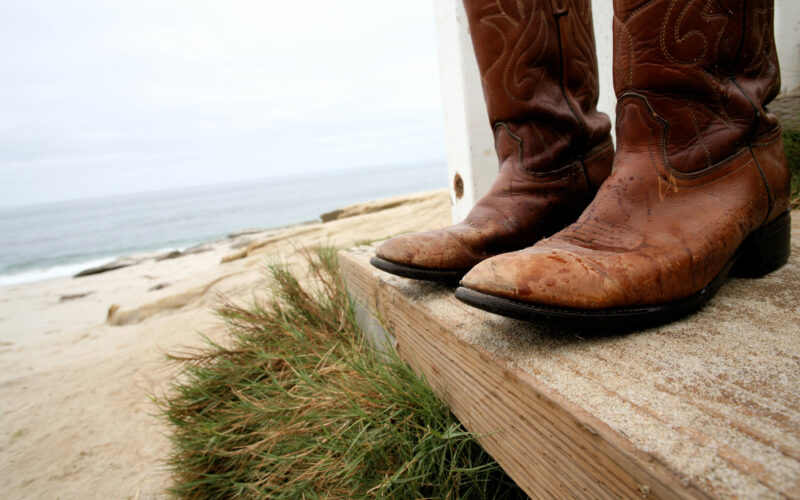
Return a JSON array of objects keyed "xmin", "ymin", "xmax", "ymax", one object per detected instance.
[{"xmin": 731, "ymin": 211, "xmax": 792, "ymax": 278}]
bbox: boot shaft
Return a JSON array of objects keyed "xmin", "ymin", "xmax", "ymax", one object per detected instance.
[
  {"xmin": 463, "ymin": 0, "xmax": 611, "ymax": 172},
  {"xmin": 613, "ymin": 0, "xmax": 782, "ymax": 173}
]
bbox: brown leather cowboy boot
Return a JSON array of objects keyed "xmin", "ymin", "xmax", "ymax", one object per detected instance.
[
  {"xmin": 370, "ymin": 0, "xmax": 614, "ymax": 281},
  {"xmin": 457, "ymin": 0, "xmax": 792, "ymax": 329}
]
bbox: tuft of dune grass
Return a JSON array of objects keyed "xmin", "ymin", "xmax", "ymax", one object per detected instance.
[
  {"xmin": 159, "ymin": 247, "xmax": 525, "ymax": 499},
  {"xmin": 784, "ymin": 128, "xmax": 800, "ymax": 209}
]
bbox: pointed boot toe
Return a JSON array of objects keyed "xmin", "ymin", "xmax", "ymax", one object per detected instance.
[
  {"xmin": 457, "ymin": 246, "xmax": 632, "ymax": 326},
  {"xmin": 460, "ymin": 247, "xmax": 624, "ymax": 307},
  {"xmin": 371, "ymin": 231, "xmax": 478, "ymax": 282}
]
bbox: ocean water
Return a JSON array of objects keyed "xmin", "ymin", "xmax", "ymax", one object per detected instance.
[{"xmin": 0, "ymin": 160, "xmax": 447, "ymax": 286}]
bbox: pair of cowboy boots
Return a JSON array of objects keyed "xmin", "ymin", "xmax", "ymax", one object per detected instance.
[{"xmin": 371, "ymin": 0, "xmax": 791, "ymax": 330}]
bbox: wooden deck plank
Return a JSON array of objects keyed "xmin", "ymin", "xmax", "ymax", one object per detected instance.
[{"xmin": 339, "ymin": 214, "xmax": 800, "ymax": 499}]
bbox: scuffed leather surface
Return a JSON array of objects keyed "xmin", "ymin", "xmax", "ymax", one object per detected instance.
[
  {"xmin": 462, "ymin": 0, "xmax": 791, "ymax": 309},
  {"xmin": 463, "ymin": 114, "xmax": 787, "ymax": 307},
  {"xmin": 377, "ymin": 140, "xmax": 614, "ymax": 270},
  {"xmin": 376, "ymin": 0, "xmax": 613, "ymax": 271}
]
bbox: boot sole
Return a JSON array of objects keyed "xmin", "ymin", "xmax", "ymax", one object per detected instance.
[
  {"xmin": 370, "ymin": 256, "xmax": 467, "ymax": 283},
  {"xmin": 455, "ymin": 211, "xmax": 791, "ymax": 332}
]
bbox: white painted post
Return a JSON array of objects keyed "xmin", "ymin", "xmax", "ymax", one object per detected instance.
[
  {"xmin": 434, "ymin": 0, "xmax": 799, "ymax": 220},
  {"xmin": 432, "ymin": 0, "xmax": 498, "ymax": 223},
  {"xmin": 592, "ymin": 1, "xmax": 615, "ymax": 139},
  {"xmin": 775, "ymin": 0, "xmax": 800, "ymax": 93}
]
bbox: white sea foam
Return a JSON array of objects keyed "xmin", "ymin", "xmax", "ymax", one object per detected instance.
[{"xmin": 0, "ymin": 257, "xmax": 118, "ymax": 287}]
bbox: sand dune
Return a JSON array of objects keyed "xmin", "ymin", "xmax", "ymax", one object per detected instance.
[{"xmin": 0, "ymin": 189, "xmax": 450, "ymax": 499}]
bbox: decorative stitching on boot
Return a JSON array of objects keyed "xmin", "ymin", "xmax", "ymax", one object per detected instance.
[
  {"xmin": 493, "ymin": 122, "xmax": 582, "ymax": 178},
  {"xmin": 684, "ymin": 98, "xmax": 714, "ymax": 168},
  {"xmin": 660, "ymin": 0, "xmax": 707, "ymax": 65},
  {"xmin": 613, "ymin": 16, "xmax": 634, "ymax": 87},
  {"xmin": 480, "ymin": 0, "xmax": 549, "ymax": 102}
]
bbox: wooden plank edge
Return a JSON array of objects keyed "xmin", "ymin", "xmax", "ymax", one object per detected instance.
[{"xmin": 339, "ymin": 250, "xmax": 714, "ymax": 499}]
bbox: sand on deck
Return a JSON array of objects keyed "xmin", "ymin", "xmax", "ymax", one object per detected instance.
[{"xmin": 0, "ymin": 189, "xmax": 450, "ymax": 499}]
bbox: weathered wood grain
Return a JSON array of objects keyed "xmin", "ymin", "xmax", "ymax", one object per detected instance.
[{"xmin": 340, "ymin": 216, "xmax": 800, "ymax": 498}]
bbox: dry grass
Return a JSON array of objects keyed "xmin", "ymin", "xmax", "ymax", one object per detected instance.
[{"xmin": 159, "ymin": 247, "xmax": 525, "ymax": 499}]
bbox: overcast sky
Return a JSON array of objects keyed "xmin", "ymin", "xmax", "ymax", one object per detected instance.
[{"xmin": 0, "ymin": 1, "xmax": 446, "ymax": 207}]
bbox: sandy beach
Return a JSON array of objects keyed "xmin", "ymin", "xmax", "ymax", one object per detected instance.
[{"xmin": 0, "ymin": 189, "xmax": 450, "ymax": 499}]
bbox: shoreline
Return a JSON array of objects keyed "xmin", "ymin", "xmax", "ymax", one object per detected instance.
[
  {"xmin": 0, "ymin": 189, "xmax": 450, "ymax": 498},
  {"xmin": 0, "ymin": 218, "xmax": 323, "ymax": 288}
]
